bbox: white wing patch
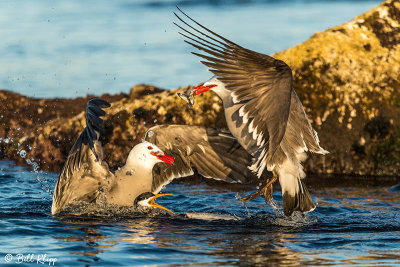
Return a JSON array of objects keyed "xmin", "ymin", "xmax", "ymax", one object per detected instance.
[
  {"xmin": 248, "ymin": 147, "xmax": 267, "ymax": 178},
  {"xmin": 257, "ymin": 161, "xmax": 266, "ymax": 177},
  {"xmin": 312, "ymin": 129, "xmax": 329, "ymax": 154},
  {"xmin": 248, "ymin": 120, "xmax": 254, "ymax": 134},
  {"xmin": 239, "ymin": 105, "xmax": 249, "ymax": 124},
  {"xmin": 232, "ymin": 92, "xmax": 240, "ymax": 104},
  {"xmin": 257, "ymin": 133, "xmax": 264, "ymax": 147},
  {"xmin": 197, "ymin": 144, "xmax": 206, "ymax": 154},
  {"xmin": 252, "ymin": 126, "xmax": 258, "ymax": 140}
]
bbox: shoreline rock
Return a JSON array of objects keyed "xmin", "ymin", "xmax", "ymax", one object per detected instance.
[
  {"xmin": 273, "ymin": 0, "xmax": 400, "ymax": 175},
  {"xmin": 1, "ymin": 0, "xmax": 399, "ymax": 176}
]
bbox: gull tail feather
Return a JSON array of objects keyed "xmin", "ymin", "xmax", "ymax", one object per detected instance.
[{"xmin": 277, "ymin": 159, "xmax": 316, "ymax": 216}]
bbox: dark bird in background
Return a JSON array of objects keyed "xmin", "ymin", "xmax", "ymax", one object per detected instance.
[{"xmin": 174, "ymin": 7, "xmax": 328, "ymax": 216}]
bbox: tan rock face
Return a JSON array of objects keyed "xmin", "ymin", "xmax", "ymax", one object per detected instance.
[
  {"xmin": 1, "ymin": 0, "xmax": 399, "ymax": 175},
  {"xmin": 273, "ymin": 0, "xmax": 400, "ymax": 175}
]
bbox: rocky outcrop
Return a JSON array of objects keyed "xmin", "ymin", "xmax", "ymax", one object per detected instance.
[
  {"xmin": 273, "ymin": 0, "xmax": 400, "ymax": 175},
  {"xmin": 0, "ymin": 91, "xmax": 126, "ymax": 170},
  {"xmin": 0, "ymin": 85, "xmax": 225, "ymax": 172},
  {"xmin": 1, "ymin": 0, "xmax": 399, "ymax": 175}
]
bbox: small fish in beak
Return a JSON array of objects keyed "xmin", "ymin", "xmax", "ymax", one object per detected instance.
[{"xmin": 177, "ymin": 91, "xmax": 195, "ymax": 108}]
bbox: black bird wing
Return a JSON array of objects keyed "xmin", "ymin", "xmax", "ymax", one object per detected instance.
[
  {"xmin": 174, "ymin": 7, "xmax": 293, "ymax": 171},
  {"xmin": 51, "ymin": 98, "xmax": 113, "ymax": 215},
  {"xmin": 144, "ymin": 125, "xmax": 258, "ymax": 193}
]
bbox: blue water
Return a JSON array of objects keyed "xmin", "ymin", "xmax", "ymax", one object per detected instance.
[
  {"xmin": 3, "ymin": 1, "xmax": 399, "ymax": 266},
  {"xmin": 1, "ymin": 0, "xmax": 379, "ymax": 98},
  {"xmin": 0, "ymin": 160, "xmax": 399, "ymax": 266}
]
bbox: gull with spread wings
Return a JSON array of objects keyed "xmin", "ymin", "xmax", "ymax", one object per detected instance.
[
  {"xmin": 174, "ymin": 8, "xmax": 328, "ymax": 215},
  {"xmin": 51, "ymin": 98, "xmax": 258, "ymax": 215}
]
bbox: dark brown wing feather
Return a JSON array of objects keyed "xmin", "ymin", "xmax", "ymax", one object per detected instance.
[
  {"xmin": 51, "ymin": 98, "xmax": 112, "ymax": 215},
  {"xmin": 174, "ymin": 7, "xmax": 293, "ymax": 168},
  {"xmin": 144, "ymin": 125, "xmax": 258, "ymax": 192}
]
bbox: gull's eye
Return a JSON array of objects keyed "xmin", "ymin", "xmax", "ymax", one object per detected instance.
[{"xmin": 147, "ymin": 146, "xmax": 153, "ymax": 150}]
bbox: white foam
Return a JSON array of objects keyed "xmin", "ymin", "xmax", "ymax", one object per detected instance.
[{"xmin": 185, "ymin": 212, "xmax": 238, "ymax": 221}]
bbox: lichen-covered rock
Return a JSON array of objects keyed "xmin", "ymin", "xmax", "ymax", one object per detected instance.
[
  {"xmin": 273, "ymin": 0, "xmax": 400, "ymax": 175},
  {"xmin": 1, "ymin": 0, "xmax": 399, "ymax": 175}
]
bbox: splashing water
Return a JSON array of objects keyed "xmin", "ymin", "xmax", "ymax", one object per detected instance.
[
  {"xmin": 269, "ymin": 197, "xmax": 284, "ymax": 217},
  {"xmin": 236, "ymin": 192, "xmax": 252, "ymax": 217},
  {"xmin": 0, "ymin": 135, "xmax": 53, "ymax": 197},
  {"xmin": 18, "ymin": 148, "xmax": 53, "ymax": 197}
]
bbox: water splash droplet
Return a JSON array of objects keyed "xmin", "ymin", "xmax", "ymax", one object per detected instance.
[
  {"xmin": 19, "ymin": 150, "xmax": 26, "ymax": 158},
  {"xmin": 269, "ymin": 198, "xmax": 283, "ymax": 217},
  {"xmin": 147, "ymin": 131, "xmax": 154, "ymax": 138},
  {"xmin": 236, "ymin": 192, "xmax": 252, "ymax": 217}
]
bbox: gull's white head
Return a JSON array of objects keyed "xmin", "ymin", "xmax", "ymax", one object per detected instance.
[{"xmin": 125, "ymin": 141, "xmax": 174, "ymax": 170}]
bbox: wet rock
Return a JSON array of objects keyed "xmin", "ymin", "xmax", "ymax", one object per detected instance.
[{"xmin": 1, "ymin": 0, "xmax": 399, "ymax": 176}]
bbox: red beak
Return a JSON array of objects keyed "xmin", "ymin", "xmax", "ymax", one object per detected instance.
[
  {"xmin": 193, "ymin": 84, "xmax": 217, "ymax": 95},
  {"xmin": 151, "ymin": 151, "xmax": 174, "ymax": 165}
]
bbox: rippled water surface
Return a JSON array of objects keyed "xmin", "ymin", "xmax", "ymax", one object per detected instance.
[{"xmin": 1, "ymin": 160, "xmax": 399, "ymax": 266}]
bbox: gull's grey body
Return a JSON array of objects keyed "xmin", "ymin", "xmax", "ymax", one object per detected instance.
[
  {"xmin": 175, "ymin": 8, "xmax": 328, "ymax": 215},
  {"xmin": 52, "ymin": 99, "xmax": 258, "ymax": 215}
]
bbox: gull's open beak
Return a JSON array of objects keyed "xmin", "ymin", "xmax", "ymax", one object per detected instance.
[
  {"xmin": 193, "ymin": 83, "xmax": 217, "ymax": 95},
  {"xmin": 151, "ymin": 151, "xmax": 174, "ymax": 165},
  {"xmin": 148, "ymin": 193, "xmax": 174, "ymax": 214}
]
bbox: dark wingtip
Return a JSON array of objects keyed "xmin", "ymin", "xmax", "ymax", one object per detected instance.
[
  {"xmin": 84, "ymin": 97, "xmax": 110, "ymax": 152},
  {"xmin": 88, "ymin": 97, "xmax": 111, "ymax": 108}
]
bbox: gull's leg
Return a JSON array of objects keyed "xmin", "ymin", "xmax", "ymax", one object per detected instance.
[
  {"xmin": 239, "ymin": 170, "xmax": 278, "ymax": 202},
  {"xmin": 263, "ymin": 170, "xmax": 278, "ymax": 203}
]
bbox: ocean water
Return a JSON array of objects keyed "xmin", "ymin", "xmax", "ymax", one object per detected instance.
[
  {"xmin": 1, "ymin": 0, "xmax": 380, "ymax": 98},
  {"xmin": 2, "ymin": 1, "xmax": 400, "ymax": 266},
  {"xmin": 0, "ymin": 160, "xmax": 399, "ymax": 266}
]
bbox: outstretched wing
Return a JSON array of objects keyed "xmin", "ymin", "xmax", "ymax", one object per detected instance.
[
  {"xmin": 144, "ymin": 125, "xmax": 259, "ymax": 193},
  {"xmin": 51, "ymin": 98, "xmax": 113, "ymax": 215},
  {"xmin": 174, "ymin": 7, "xmax": 293, "ymax": 171}
]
